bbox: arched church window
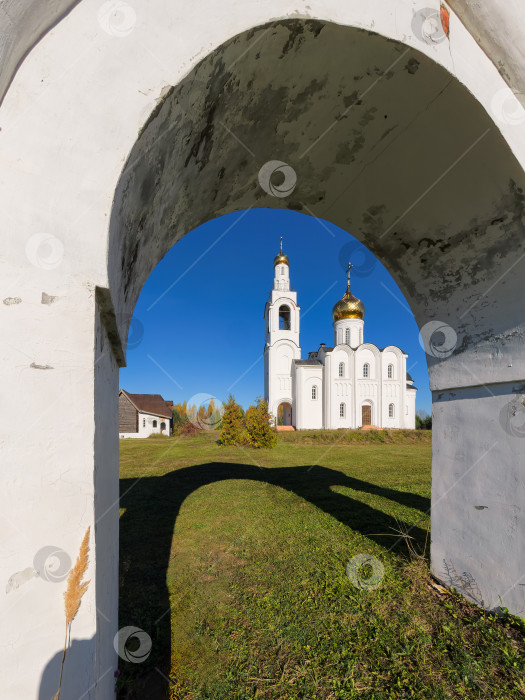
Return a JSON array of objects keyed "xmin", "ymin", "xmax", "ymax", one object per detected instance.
[
  {"xmin": 339, "ymin": 402, "xmax": 345, "ymax": 418},
  {"xmin": 338, "ymin": 362, "xmax": 345, "ymax": 377},
  {"xmin": 388, "ymin": 364, "xmax": 393, "ymax": 379},
  {"xmin": 312, "ymin": 385, "xmax": 318, "ymax": 400},
  {"xmin": 281, "ymin": 266, "xmax": 285, "ymax": 275},
  {"xmin": 345, "ymin": 328, "xmax": 350, "ymax": 344},
  {"xmin": 279, "ymin": 305, "xmax": 291, "ymax": 330},
  {"xmin": 363, "ymin": 363, "xmax": 369, "ymax": 378},
  {"xmin": 388, "ymin": 404, "xmax": 394, "ymax": 418}
]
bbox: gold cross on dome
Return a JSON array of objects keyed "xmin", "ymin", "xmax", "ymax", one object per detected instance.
[
  {"xmin": 280, "ymin": 236, "xmax": 283, "ymax": 253},
  {"xmin": 346, "ymin": 261, "xmax": 353, "ymax": 287}
]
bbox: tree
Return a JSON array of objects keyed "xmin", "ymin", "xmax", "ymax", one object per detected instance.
[
  {"xmin": 172, "ymin": 406, "xmax": 184, "ymax": 428},
  {"xmin": 200, "ymin": 397, "xmax": 223, "ymax": 429},
  {"xmin": 219, "ymin": 394, "xmax": 245, "ymax": 445},
  {"xmin": 174, "ymin": 401, "xmax": 187, "ymax": 418},
  {"xmin": 416, "ymin": 409, "xmax": 432, "ymax": 430},
  {"xmin": 244, "ymin": 397, "xmax": 277, "ymax": 448}
]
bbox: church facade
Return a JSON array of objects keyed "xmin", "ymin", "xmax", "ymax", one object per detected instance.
[{"xmin": 264, "ymin": 242, "xmax": 417, "ymax": 430}]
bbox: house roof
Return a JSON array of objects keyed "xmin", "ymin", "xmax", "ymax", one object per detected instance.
[{"xmin": 120, "ymin": 390, "xmax": 173, "ymax": 419}]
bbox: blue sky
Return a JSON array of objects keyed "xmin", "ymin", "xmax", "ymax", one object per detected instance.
[{"xmin": 119, "ymin": 209, "xmax": 431, "ymax": 414}]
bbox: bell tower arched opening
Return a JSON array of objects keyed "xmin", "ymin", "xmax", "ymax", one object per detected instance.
[{"xmin": 279, "ymin": 305, "xmax": 291, "ymax": 331}]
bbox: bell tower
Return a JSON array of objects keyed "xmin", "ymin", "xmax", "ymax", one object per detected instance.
[{"xmin": 264, "ymin": 238, "xmax": 301, "ymax": 425}]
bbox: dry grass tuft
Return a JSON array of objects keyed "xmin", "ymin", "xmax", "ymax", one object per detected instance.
[
  {"xmin": 53, "ymin": 527, "xmax": 91, "ymax": 700},
  {"xmin": 64, "ymin": 527, "xmax": 90, "ymax": 625}
]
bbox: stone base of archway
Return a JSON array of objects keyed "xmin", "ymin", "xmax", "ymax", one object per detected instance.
[{"xmin": 276, "ymin": 425, "xmax": 296, "ymax": 431}]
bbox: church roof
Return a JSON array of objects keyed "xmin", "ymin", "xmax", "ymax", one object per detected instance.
[
  {"xmin": 294, "ymin": 359, "xmax": 322, "ymax": 366},
  {"xmin": 407, "ymin": 383, "xmax": 418, "ymax": 390},
  {"xmin": 376, "ymin": 345, "xmax": 407, "ymax": 354},
  {"xmin": 406, "ymin": 372, "xmax": 414, "ymax": 381},
  {"xmin": 120, "ymin": 390, "xmax": 173, "ymax": 419}
]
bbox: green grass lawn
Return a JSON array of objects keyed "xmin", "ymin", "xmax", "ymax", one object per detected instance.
[{"xmin": 118, "ymin": 431, "xmax": 524, "ymax": 699}]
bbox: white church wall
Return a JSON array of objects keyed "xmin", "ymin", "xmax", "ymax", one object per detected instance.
[
  {"xmin": 328, "ymin": 348, "xmax": 354, "ymax": 427},
  {"xmin": 356, "ymin": 346, "xmax": 377, "ymax": 379},
  {"xmin": 381, "ymin": 349, "xmax": 404, "ymax": 427},
  {"xmin": 334, "ymin": 380, "xmax": 353, "ymax": 427},
  {"xmin": 405, "ymin": 389, "xmax": 417, "ymax": 429},
  {"xmin": 269, "ymin": 340, "xmax": 297, "ymax": 403},
  {"xmin": 382, "ymin": 398, "xmax": 398, "ymax": 428},
  {"xmin": 334, "ymin": 318, "xmax": 363, "ymax": 348},
  {"xmin": 382, "ymin": 350, "xmax": 399, "ymax": 379},
  {"xmin": 330, "ymin": 347, "xmax": 353, "ymax": 379},
  {"xmin": 297, "ymin": 369, "xmax": 323, "ymax": 429}
]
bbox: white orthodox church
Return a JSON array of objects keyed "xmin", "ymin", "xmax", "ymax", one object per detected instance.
[{"xmin": 264, "ymin": 241, "xmax": 417, "ymax": 430}]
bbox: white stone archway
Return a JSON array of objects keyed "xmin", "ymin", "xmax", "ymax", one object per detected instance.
[{"xmin": 2, "ymin": 2, "xmax": 525, "ymax": 696}]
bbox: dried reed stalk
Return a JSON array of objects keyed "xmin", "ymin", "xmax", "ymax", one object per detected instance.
[{"xmin": 53, "ymin": 527, "xmax": 91, "ymax": 700}]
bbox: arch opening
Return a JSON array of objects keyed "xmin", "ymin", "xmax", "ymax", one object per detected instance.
[
  {"xmin": 105, "ymin": 12, "xmax": 525, "ymax": 684},
  {"xmin": 277, "ymin": 401, "xmax": 293, "ymax": 426},
  {"xmin": 279, "ymin": 304, "xmax": 291, "ymax": 331},
  {"xmin": 109, "ymin": 19, "xmax": 525, "ymax": 399}
]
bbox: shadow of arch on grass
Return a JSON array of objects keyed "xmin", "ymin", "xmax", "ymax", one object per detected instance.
[{"xmin": 117, "ymin": 461, "xmax": 429, "ymax": 698}]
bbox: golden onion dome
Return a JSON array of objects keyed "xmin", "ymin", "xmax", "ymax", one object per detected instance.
[
  {"xmin": 332, "ymin": 262, "xmax": 365, "ymax": 321},
  {"xmin": 274, "ymin": 237, "xmax": 289, "ymax": 267},
  {"xmin": 274, "ymin": 252, "xmax": 289, "ymax": 266}
]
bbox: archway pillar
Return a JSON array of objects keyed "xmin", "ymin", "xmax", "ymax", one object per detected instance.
[
  {"xmin": 0, "ymin": 272, "xmax": 119, "ymax": 698},
  {"xmin": 431, "ymin": 378, "xmax": 524, "ymax": 613}
]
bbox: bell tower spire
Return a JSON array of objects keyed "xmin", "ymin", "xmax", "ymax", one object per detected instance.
[{"xmin": 273, "ymin": 236, "xmax": 290, "ymax": 291}]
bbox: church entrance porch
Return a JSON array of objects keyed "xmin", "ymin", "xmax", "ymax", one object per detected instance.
[{"xmin": 277, "ymin": 402, "xmax": 293, "ymax": 427}]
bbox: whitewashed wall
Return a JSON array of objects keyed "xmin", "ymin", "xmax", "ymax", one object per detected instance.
[
  {"xmin": 406, "ymin": 387, "xmax": 417, "ymax": 429},
  {"xmin": 120, "ymin": 412, "xmax": 170, "ymax": 438},
  {"xmin": 295, "ymin": 366, "xmax": 324, "ymax": 429}
]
